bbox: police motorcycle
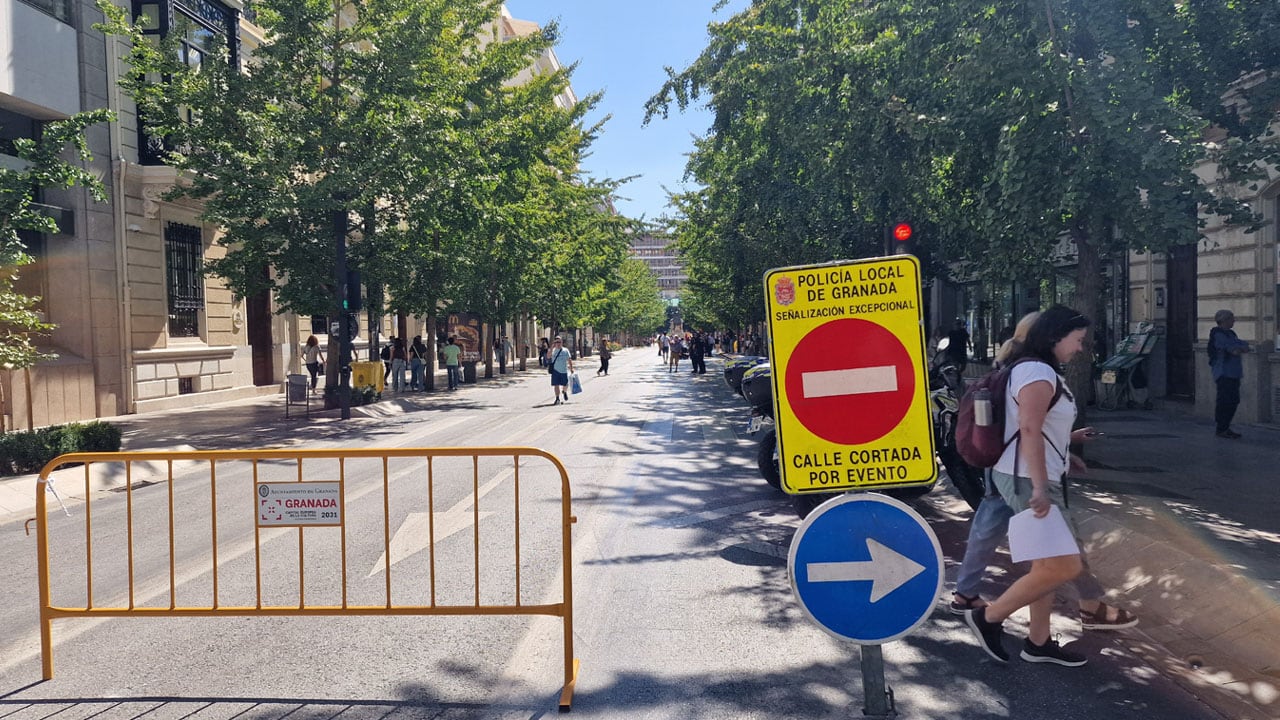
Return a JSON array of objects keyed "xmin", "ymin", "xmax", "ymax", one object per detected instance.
[
  {"xmin": 723, "ymin": 355, "xmax": 767, "ymax": 395},
  {"xmin": 739, "ymin": 363, "xmax": 781, "ymax": 490}
]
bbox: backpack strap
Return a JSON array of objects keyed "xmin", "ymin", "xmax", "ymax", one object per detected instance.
[{"xmin": 1006, "ymin": 360, "xmax": 1069, "ymax": 477}]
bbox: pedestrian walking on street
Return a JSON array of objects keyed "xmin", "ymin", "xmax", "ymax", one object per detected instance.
[
  {"xmin": 381, "ymin": 338, "xmax": 394, "ymax": 381},
  {"xmin": 951, "ymin": 311, "xmax": 1138, "ymax": 632},
  {"xmin": 597, "ymin": 338, "xmax": 611, "ymax": 376},
  {"xmin": 389, "ymin": 337, "xmax": 408, "ymax": 392},
  {"xmin": 1208, "ymin": 309, "xmax": 1250, "ymax": 439},
  {"xmin": 303, "ymin": 335, "xmax": 324, "ymax": 392},
  {"xmin": 668, "ymin": 336, "xmax": 684, "ymax": 373},
  {"xmin": 946, "ymin": 318, "xmax": 971, "ymax": 373},
  {"xmin": 690, "ymin": 331, "xmax": 707, "ymax": 374},
  {"xmin": 964, "ymin": 306, "xmax": 1091, "ymax": 667},
  {"xmin": 659, "ymin": 334, "xmax": 669, "ymax": 361},
  {"xmin": 409, "ymin": 335, "xmax": 428, "ymax": 391},
  {"xmin": 546, "ymin": 337, "xmax": 573, "ymax": 404},
  {"xmin": 443, "ymin": 336, "xmax": 462, "ymax": 390},
  {"xmin": 497, "ymin": 334, "xmax": 512, "ymax": 374},
  {"xmin": 538, "ymin": 338, "xmax": 550, "ymax": 368}
]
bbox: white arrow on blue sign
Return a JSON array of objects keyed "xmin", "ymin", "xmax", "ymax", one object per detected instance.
[{"xmin": 788, "ymin": 493, "xmax": 944, "ymax": 644}]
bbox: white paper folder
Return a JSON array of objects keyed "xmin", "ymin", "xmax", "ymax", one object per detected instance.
[{"xmin": 1008, "ymin": 505, "xmax": 1080, "ymax": 562}]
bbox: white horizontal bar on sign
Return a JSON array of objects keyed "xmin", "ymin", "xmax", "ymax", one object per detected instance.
[{"xmin": 801, "ymin": 365, "xmax": 897, "ymax": 399}]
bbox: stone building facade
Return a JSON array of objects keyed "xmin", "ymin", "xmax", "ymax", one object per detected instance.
[{"xmin": 2, "ymin": 1, "xmax": 560, "ymax": 429}]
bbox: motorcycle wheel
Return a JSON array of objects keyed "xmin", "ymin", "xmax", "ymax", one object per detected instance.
[
  {"xmin": 938, "ymin": 446, "xmax": 984, "ymax": 510},
  {"xmin": 756, "ymin": 428, "xmax": 782, "ymax": 491},
  {"xmin": 792, "ymin": 492, "xmax": 833, "ymax": 519}
]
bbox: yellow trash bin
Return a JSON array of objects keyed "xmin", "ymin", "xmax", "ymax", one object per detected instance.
[{"xmin": 350, "ymin": 361, "xmax": 385, "ymax": 393}]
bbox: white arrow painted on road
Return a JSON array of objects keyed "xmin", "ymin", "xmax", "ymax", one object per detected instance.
[
  {"xmin": 371, "ymin": 509, "xmax": 495, "ymax": 576},
  {"xmin": 801, "ymin": 365, "xmax": 897, "ymax": 399},
  {"xmin": 370, "ymin": 467, "xmax": 513, "ymax": 576},
  {"xmin": 805, "ymin": 538, "xmax": 925, "ymax": 602}
]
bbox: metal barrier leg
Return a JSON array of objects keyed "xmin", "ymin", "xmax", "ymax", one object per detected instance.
[
  {"xmin": 559, "ymin": 657, "xmax": 580, "ymax": 711},
  {"xmin": 40, "ymin": 613, "xmax": 53, "ymax": 680}
]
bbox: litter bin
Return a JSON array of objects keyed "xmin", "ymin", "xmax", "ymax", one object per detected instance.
[
  {"xmin": 462, "ymin": 361, "xmax": 478, "ymax": 384},
  {"xmin": 350, "ymin": 361, "xmax": 385, "ymax": 393},
  {"xmin": 285, "ymin": 374, "xmax": 310, "ymax": 418}
]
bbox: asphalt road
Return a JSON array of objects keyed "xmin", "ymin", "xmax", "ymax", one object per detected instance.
[{"xmin": 0, "ymin": 348, "xmax": 1228, "ymax": 719}]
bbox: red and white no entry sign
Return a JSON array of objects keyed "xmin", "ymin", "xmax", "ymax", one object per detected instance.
[{"xmin": 784, "ymin": 318, "xmax": 916, "ymax": 445}]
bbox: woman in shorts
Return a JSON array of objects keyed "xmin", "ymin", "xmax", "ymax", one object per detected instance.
[{"xmin": 545, "ymin": 337, "xmax": 573, "ymax": 405}]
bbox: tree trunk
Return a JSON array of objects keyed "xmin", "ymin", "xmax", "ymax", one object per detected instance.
[
  {"xmin": 424, "ymin": 313, "xmax": 437, "ymax": 392},
  {"xmin": 1072, "ymin": 227, "xmax": 1105, "ymax": 424}
]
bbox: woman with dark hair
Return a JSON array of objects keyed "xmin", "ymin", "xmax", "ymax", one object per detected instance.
[{"xmin": 964, "ymin": 305, "xmax": 1098, "ymax": 667}]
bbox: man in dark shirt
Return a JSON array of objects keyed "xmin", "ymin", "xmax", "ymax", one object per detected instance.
[
  {"xmin": 1208, "ymin": 309, "xmax": 1250, "ymax": 438},
  {"xmin": 945, "ymin": 319, "xmax": 970, "ymax": 372}
]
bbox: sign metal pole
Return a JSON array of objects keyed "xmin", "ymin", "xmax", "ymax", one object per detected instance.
[{"xmin": 859, "ymin": 644, "xmax": 894, "ymax": 717}]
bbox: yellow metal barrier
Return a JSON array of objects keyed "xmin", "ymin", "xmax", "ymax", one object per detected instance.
[{"xmin": 35, "ymin": 447, "xmax": 580, "ymax": 709}]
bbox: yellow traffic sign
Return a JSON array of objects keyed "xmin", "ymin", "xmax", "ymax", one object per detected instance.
[{"xmin": 764, "ymin": 256, "xmax": 936, "ymax": 495}]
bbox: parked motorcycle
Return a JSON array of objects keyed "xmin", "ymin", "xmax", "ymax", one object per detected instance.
[
  {"xmin": 929, "ymin": 339, "xmax": 985, "ymax": 510},
  {"xmin": 723, "ymin": 355, "xmax": 767, "ymax": 396},
  {"xmin": 739, "ymin": 363, "xmax": 780, "ymax": 490}
]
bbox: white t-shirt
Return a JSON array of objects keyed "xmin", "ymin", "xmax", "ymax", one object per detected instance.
[{"xmin": 993, "ymin": 360, "xmax": 1076, "ymax": 483}]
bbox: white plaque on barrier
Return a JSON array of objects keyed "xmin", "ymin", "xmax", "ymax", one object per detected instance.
[{"xmin": 256, "ymin": 482, "xmax": 342, "ymax": 527}]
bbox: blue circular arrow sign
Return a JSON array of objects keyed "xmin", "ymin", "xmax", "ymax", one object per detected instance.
[{"xmin": 788, "ymin": 493, "xmax": 943, "ymax": 644}]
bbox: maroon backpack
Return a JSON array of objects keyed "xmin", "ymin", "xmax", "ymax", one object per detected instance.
[{"xmin": 955, "ymin": 358, "xmax": 1064, "ymax": 468}]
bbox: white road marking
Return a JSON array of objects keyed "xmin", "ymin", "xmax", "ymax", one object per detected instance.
[{"xmin": 801, "ymin": 365, "xmax": 897, "ymax": 399}]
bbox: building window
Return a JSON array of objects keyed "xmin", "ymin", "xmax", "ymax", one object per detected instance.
[
  {"xmin": 15, "ymin": 0, "xmax": 73, "ymax": 25},
  {"xmin": 133, "ymin": 0, "xmax": 239, "ymax": 164},
  {"xmin": 165, "ymin": 221, "xmax": 204, "ymax": 337}
]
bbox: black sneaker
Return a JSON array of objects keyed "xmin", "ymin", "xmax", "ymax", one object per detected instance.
[
  {"xmin": 1020, "ymin": 637, "xmax": 1087, "ymax": 667},
  {"xmin": 964, "ymin": 606, "xmax": 1009, "ymax": 663}
]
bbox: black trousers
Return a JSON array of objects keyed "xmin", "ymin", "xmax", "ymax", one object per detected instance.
[
  {"xmin": 1215, "ymin": 376, "xmax": 1241, "ymax": 432},
  {"xmin": 691, "ymin": 354, "xmax": 706, "ymax": 373}
]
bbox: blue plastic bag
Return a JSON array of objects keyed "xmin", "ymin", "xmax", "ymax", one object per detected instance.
[{"xmin": 570, "ymin": 373, "xmax": 583, "ymax": 394}]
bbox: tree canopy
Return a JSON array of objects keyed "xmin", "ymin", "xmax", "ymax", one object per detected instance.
[
  {"xmin": 647, "ymin": 0, "xmax": 1280, "ymax": 338},
  {"xmin": 104, "ymin": 0, "xmax": 634, "ymax": 337}
]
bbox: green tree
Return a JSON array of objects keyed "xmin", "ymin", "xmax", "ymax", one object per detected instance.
[
  {"xmin": 0, "ymin": 110, "xmax": 113, "ymax": 370},
  {"xmin": 649, "ymin": 0, "xmax": 1280, "ymax": 394},
  {"xmin": 589, "ymin": 257, "xmax": 667, "ymax": 340}
]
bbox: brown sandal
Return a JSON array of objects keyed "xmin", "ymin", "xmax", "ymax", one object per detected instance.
[{"xmin": 1080, "ymin": 601, "xmax": 1138, "ymax": 630}]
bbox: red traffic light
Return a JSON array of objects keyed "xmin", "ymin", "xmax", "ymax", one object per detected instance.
[{"xmin": 892, "ymin": 223, "xmax": 913, "ymax": 242}]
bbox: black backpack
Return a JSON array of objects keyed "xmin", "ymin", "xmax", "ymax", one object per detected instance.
[{"xmin": 380, "ymin": 345, "xmax": 391, "ymax": 361}]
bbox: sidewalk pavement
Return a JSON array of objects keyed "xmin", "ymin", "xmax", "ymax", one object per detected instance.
[
  {"xmin": 0, "ymin": 361, "xmax": 527, "ymax": 519},
  {"xmin": 1055, "ymin": 406, "xmax": 1280, "ymax": 719},
  {"xmin": 2, "ymin": 361, "xmax": 1278, "ymax": 718}
]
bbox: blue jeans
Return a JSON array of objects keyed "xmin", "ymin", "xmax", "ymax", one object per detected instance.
[
  {"xmin": 447, "ymin": 365, "xmax": 461, "ymax": 389},
  {"xmin": 410, "ymin": 358, "xmax": 424, "ymax": 390},
  {"xmin": 390, "ymin": 359, "xmax": 407, "ymax": 392},
  {"xmin": 955, "ymin": 475, "xmax": 1104, "ymax": 601}
]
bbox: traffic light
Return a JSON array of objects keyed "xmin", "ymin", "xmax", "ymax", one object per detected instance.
[
  {"xmin": 343, "ymin": 268, "xmax": 362, "ymax": 312},
  {"xmin": 887, "ymin": 222, "xmax": 915, "ymax": 256}
]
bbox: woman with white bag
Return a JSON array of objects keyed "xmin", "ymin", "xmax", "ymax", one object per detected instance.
[{"xmin": 964, "ymin": 305, "xmax": 1094, "ymax": 667}]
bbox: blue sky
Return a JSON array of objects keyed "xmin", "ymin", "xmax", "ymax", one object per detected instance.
[{"xmin": 504, "ymin": 0, "xmax": 749, "ymax": 223}]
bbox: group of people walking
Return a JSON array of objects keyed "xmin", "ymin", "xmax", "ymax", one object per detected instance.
[{"xmin": 657, "ymin": 331, "xmax": 717, "ymax": 374}]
